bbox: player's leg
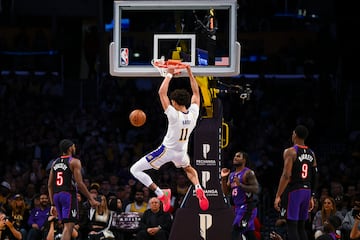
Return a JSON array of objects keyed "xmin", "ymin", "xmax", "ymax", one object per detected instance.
[
  {"xmin": 286, "ymin": 189, "xmax": 308, "ymax": 240},
  {"xmin": 178, "ymin": 152, "xmax": 209, "ymax": 211},
  {"xmin": 231, "ymin": 224, "xmax": 243, "ymax": 240},
  {"xmin": 297, "ymin": 220, "xmax": 308, "ymax": 240},
  {"xmin": 231, "ymin": 212, "xmax": 244, "ymax": 240},
  {"xmin": 62, "ymin": 222, "xmax": 75, "ymax": 240},
  {"xmin": 243, "ymin": 230, "xmax": 257, "ymax": 240},
  {"xmin": 130, "ymin": 156, "xmax": 154, "ymax": 187},
  {"xmin": 59, "ymin": 192, "xmax": 78, "ymax": 240},
  {"xmin": 297, "ymin": 189, "xmax": 311, "ymax": 240},
  {"xmin": 183, "ymin": 165, "xmax": 200, "ymax": 186},
  {"xmin": 130, "ymin": 145, "xmax": 172, "ymax": 211},
  {"xmin": 286, "ymin": 220, "xmax": 300, "ymax": 240},
  {"xmin": 174, "ymin": 151, "xmax": 209, "ymax": 211},
  {"xmin": 242, "ymin": 207, "xmax": 258, "ymax": 240},
  {"xmin": 183, "ymin": 165, "xmax": 209, "ymax": 211}
]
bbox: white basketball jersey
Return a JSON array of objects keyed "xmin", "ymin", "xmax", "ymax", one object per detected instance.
[{"xmin": 162, "ymin": 104, "xmax": 199, "ymax": 152}]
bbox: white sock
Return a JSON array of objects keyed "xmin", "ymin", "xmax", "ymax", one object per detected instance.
[
  {"xmin": 195, "ymin": 184, "xmax": 202, "ymax": 190},
  {"xmin": 155, "ymin": 187, "xmax": 163, "ymax": 197}
]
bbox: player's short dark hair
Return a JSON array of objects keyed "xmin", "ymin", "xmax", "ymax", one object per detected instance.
[
  {"xmin": 59, "ymin": 139, "xmax": 74, "ymax": 153},
  {"xmin": 170, "ymin": 89, "xmax": 191, "ymax": 107},
  {"xmin": 240, "ymin": 151, "xmax": 249, "ymax": 162},
  {"xmin": 294, "ymin": 125, "xmax": 309, "ymax": 140}
]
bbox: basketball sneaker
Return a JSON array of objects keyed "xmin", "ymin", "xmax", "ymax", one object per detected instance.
[
  {"xmin": 196, "ymin": 188, "xmax": 209, "ymax": 211},
  {"xmin": 158, "ymin": 189, "xmax": 171, "ymax": 212}
]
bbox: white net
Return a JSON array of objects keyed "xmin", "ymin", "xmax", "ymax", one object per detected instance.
[
  {"xmin": 151, "ymin": 57, "xmax": 187, "ymax": 77},
  {"xmin": 151, "ymin": 59, "xmax": 168, "ymax": 77},
  {"xmin": 151, "ymin": 58, "xmax": 168, "ymax": 77}
]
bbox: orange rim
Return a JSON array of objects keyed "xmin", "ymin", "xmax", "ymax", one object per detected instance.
[{"xmin": 153, "ymin": 59, "xmax": 188, "ymax": 69}]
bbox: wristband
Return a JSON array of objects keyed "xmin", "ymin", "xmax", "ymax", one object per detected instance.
[
  {"xmin": 166, "ymin": 73, "xmax": 173, "ymax": 79},
  {"xmin": 158, "ymin": 225, "xmax": 162, "ymax": 229}
]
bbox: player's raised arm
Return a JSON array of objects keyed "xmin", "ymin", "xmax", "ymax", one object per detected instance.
[
  {"xmin": 220, "ymin": 168, "xmax": 231, "ymax": 195},
  {"xmin": 186, "ymin": 65, "xmax": 200, "ymax": 106},
  {"xmin": 158, "ymin": 67, "xmax": 175, "ymax": 110}
]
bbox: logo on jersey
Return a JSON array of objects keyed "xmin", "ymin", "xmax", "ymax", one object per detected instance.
[
  {"xmin": 199, "ymin": 213, "xmax": 212, "ymax": 240},
  {"xmin": 71, "ymin": 209, "xmax": 77, "ymax": 218},
  {"xmin": 241, "ymin": 219, "xmax": 248, "ymax": 227},
  {"xmin": 280, "ymin": 208, "xmax": 287, "ymax": 217}
]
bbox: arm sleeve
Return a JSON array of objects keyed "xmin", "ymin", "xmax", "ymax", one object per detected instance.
[{"xmin": 311, "ymin": 166, "xmax": 319, "ymax": 197}]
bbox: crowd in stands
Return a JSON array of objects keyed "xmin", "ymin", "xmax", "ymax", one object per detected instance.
[{"xmin": 0, "ymin": 66, "xmax": 359, "ymax": 239}]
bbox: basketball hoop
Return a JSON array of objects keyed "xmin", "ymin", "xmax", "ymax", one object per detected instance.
[{"xmin": 151, "ymin": 58, "xmax": 188, "ymax": 77}]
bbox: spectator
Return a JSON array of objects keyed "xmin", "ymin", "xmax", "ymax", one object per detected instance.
[
  {"xmin": 43, "ymin": 214, "xmax": 79, "ymax": 240},
  {"xmin": 100, "ymin": 180, "xmax": 111, "ymax": 198},
  {"xmin": 142, "ymin": 186, "xmax": 151, "ymax": 205},
  {"xmin": 342, "ymin": 194, "xmax": 360, "ymax": 240},
  {"xmin": 0, "ymin": 210, "xmax": 23, "ymax": 240},
  {"xmin": 108, "ymin": 174, "xmax": 120, "ymax": 194},
  {"xmin": 5, "ymin": 194, "xmax": 29, "ymax": 240},
  {"xmin": 125, "ymin": 190, "xmax": 148, "ymax": 217},
  {"xmin": 23, "ymin": 184, "xmax": 36, "ymax": 210},
  {"xmin": 116, "ymin": 185, "xmax": 131, "ymax": 212},
  {"xmin": 87, "ymin": 195, "xmax": 115, "ymax": 240},
  {"xmin": 330, "ymin": 181, "xmax": 345, "ymax": 215},
  {"xmin": 108, "ymin": 197, "xmax": 125, "ymax": 240},
  {"xmin": 313, "ymin": 196, "xmax": 344, "ymax": 239},
  {"xmin": 25, "ymin": 159, "xmax": 46, "ymax": 186},
  {"xmin": 26, "ymin": 193, "xmax": 50, "ymax": 240},
  {"xmin": 316, "ymin": 215, "xmax": 342, "ymax": 240},
  {"xmin": 136, "ymin": 197, "xmax": 172, "ymax": 240},
  {"xmin": 0, "ymin": 181, "xmax": 11, "ymax": 211},
  {"xmin": 350, "ymin": 212, "xmax": 360, "ymax": 239}
]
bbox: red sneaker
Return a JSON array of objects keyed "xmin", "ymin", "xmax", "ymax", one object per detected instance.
[
  {"xmin": 158, "ymin": 189, "xmax": 171, "ymax": 212},
  {"xmin": 196, "ymin": 188, "xmax": 209, "ymax": 211}
]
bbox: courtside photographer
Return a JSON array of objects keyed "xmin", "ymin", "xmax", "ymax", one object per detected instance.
[{"xmin": 0, "ymin": 211, "xmax": 22, "ymax": 240}]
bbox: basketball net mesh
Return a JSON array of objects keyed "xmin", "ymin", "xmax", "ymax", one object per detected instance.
[{"xmin": 151, "ymin": 57, "xmax": 188, "ymax": 77}]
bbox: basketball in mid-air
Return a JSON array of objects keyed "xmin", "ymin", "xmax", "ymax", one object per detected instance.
[{"xmin": 129, "ymin": 109, "xmax": 146, "ymax": 127}]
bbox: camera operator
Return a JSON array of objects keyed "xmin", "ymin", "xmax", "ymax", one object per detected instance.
[
  {"xmin": 0, "ymin": 211, "xmax": 22, "ymax": 240},
  {"xmin": 342, "ymin": 194, "xmax": 360, "ymax": 239},
  {"xmin": 350, "ymin": 210, "xmax": 360, "ymax": 239},
  {"xmin": 44, "ymin": 214, "xmax": 79, "ymax": 240}
]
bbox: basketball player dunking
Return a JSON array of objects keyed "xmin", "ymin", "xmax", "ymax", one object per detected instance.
[{"xmin": 130, "ymin": 65, "xmax": 209, "ymax": 212}]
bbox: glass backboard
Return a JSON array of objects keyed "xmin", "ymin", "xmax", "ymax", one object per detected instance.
[{"xmin": 109, "ymin": 0, "xmax": 240, "ymax": 77}]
